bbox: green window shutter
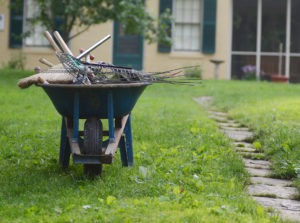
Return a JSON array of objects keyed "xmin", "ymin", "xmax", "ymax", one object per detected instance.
[
  {"xmin": 158, "ymin": 0, "xmax": 172, "ymax": 53},
  {"xmin": 202, "ymin": 0, "xmax": 217, "ymax": 54},
  {"xmin": 9, "ymin": 0, "xmax": 24, "ymax": 48}
]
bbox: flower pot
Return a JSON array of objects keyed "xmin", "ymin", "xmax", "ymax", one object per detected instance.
[{"xmin": 271, "ymin": 75, "xmax": 289, "ymax": 83}]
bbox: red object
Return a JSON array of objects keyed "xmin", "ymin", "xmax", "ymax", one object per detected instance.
[
  {"xmin": 79, "ymin": 49, "xmax": 84, "ymax": 53},
  {"xmin": 271, "ymin": 75, "xmax": 289, "ymax": 83},
  {"xmin": 90, "ymin": 55, "xmax": 95, "ymax": 60}
]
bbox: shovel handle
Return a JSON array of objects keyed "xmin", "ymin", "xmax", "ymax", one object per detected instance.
[
  {"xmin": 44, "ymin": 31, "xmax": 62, "ymax": 52},
  {"xmin": 53, "ymin": 31, "xmax": 73, "ymax": 56},
  {"xmin": 39, "ymin": 58, "xmax": 54, "ymax": 67}
]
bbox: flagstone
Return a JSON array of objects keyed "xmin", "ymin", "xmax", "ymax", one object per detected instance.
[
  {"xmin": 250, "ymin": 177, "xmax": 293, "ymax": 187},
  {"xmin": 248, "ymin": 184, "xmax": 298, "ymax": 199},
  {"xmin": 253, "ymin": 197, "xmax": 300, "ymax": 222},
  {"xmin": 221, "ymin": 129, "xmax": 253, "ymax": 141},
  {"xmin": 246, "ymin": 167, "xmax": 271, "ymax": 177}
]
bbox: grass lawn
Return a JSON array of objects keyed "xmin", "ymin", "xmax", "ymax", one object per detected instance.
[
  {"xmin": 199, "ymin": 80, "xmax": 300, "ymax": 194},
  {"xmin": 0, "ymin": 69, "xmax": 291, "ymax": 222}
]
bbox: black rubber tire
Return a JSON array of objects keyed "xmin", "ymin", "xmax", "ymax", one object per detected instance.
[
  {"xmin": 84, "ymin": 164, "xmax": 103, "ymax": 177},
  {"xmin": 83, "ymin": 117, "xmax": 103, "ymax": 155},
  {"xmin": 83, "ymin": 117, "xmax": 103, "ymax": 177}
]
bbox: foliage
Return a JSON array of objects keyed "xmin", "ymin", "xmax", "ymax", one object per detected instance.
[
  {"xmin": 10, "ymin": 0, "xmax": 172, "ymax": 44},
  {"xmin": 184, "ymin": 66, "xmax": 202, "ymax": 79},
  {"xmin": 2, "ymin": 51, "xmax": 26, "ymax": 70},
  {"xmin": 199, "ymin": 80, "xmax": 300, "ymax": 193},
  {"xmin": 0, "ymin": 70, "xmax": 278, "ymax": 222}
]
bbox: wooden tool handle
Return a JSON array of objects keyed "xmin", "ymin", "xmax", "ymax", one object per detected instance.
[
  {"xmin": 44, "ymin": 31, "xmax": 61, "ymax": 52},
  {"xmin": 39, "ymin": 58, "xmax": 54, "ymax": 67},
  {"xmin": 53, "ymin": 31, "xmax": 73, "ymax": 55}
]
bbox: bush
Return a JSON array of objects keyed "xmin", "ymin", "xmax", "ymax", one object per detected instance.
[
  {"xmin": 184, "ymin": 66, "xmax": 202, "ymax": 79},
  {"xmin": 2, "ymin": 51, "xmax": 26, "ymax": 70}
]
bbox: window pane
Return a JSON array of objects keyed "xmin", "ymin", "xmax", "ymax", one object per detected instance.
[
  {"xmin": 290, "ymin": 57, "xmax": 300, "ymax": 83},
  {"xmin": 175, "ymin": 0, "xmax": 183, "ymax": 22},
  {"xmin": 231, "ymin": 55, "xmax": 256, "ymax": 79},
  {"xmin": 261, "ymin": 56, "xmax": 285, "ymax": 76},
  {"xmin": 261, "ymin": 0, "xmax": 286, "ymax": 52},
  {"xmin": 232, "ymin": 0, "xmax": 257, "ymax": 52},
  {"xmin": 24, "ymin": 0, "xmax": 48, "ymax": 46},
  {"xmin": 174, "ymin": 25, "xmax": 183, "ymax": 49},
  {"xmin": 291, "ymin": 0, "xmax": 300, "ymax": 53},
  {"xmin": 184, "ymin": 0, "xmax": 193, "ymax": 23},
  {"xmin": 117, "ymin": 24, "xmax": 140, "ymax": 54},
  {"xmin": 174, "ymin": 24, "xmax": 200, "ymax": 51},
  {"xmin": 182, "ymin": 25, "xmax": 192, "ymax": 49}
]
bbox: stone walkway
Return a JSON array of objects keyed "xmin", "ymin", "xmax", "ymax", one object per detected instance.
[{"xmin": 194, "ymin": 97, "xmax": 300, "ymax": 222}]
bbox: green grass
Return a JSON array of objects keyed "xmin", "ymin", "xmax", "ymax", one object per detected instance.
[
  {"xmin": 0, "ymin": 69, "xmax": 287, "ymax": 222},
  {"xmin": 199, "ymin": 80, "xmax": 300, "ymax": 193}
]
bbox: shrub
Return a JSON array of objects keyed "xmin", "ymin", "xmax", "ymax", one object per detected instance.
[
  {"xmin": 2, "ymin": 51, "xmax": 26, "ymax": 70},
  {"xmin": 184, "ymin": 66, "xmax": 202, "ymax": 79}
]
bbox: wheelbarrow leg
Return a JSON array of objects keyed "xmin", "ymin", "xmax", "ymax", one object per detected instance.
[
  {"xmin": 72, "ymin": 92, "xmax": 79, "ymax": 143},
  {"xmin": 125, "ymin": 115, "xmax": 134, "ymax": 167},
  {"xmin": 119, "ymin": 135, "xmax": 128, "ymax": 167},
  {"xmin": 59, "ymin": 117, "xmax": 71, "ymax": 168},
  {"xmin": 107, "ymin": 92, "xmax": 115, "ymax": 143}
]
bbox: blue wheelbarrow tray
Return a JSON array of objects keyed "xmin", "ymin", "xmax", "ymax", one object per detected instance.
[{"xmin": 37, "ymin": 82, "xmax": 150, "ymax": 168}]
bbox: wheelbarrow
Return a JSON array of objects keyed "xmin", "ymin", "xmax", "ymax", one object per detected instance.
[{"xmin": 38, "ymin": 82, "xmax": 150, "ymax": 176}]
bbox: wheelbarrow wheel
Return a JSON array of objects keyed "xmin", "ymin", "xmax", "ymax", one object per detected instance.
[
  {"xmin": 83, "ymin": 117, "xmax": 103, "ymax": 155},
  {"xmin": 83, "ymin": 117, "xmax": 103, "ymax": 177},
  {"xmin": 84, "ymin": 164, "xmax": 103, "ymax": 177}
]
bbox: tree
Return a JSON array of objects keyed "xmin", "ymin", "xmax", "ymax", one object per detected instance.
[{"xmin": 10, "ymin": 0, "xmax": 171, "ymax": 45}]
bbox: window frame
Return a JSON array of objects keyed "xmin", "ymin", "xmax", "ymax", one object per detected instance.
[{"xmin": 171, "ymin": 0, "xmax": 204, "ymax": 53}]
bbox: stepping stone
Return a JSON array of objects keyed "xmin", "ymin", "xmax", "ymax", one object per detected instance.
[
  {"xmin": 234, "ymin": 142, "xmax": 254, "ymax": 148},
  {"xmin": 207, "ymin": 111, "xmax": 228, "ymax": 117},
  {"xmin": 209, "ymin": 115, "xmax": 229, "ymax": 122},
  {"xmin": 248, "ymin": 184, "xmax": 299, "ymax": 199},
  {"xmin": 236, "ymin": 147, "xmax": 256, "ymax": 153},
  {"xmin": 221, "ymin": 129, "xmax": 253, "ymax": 141},
  {"xmin": 243, "ymin": 158, "xmax": 271, "ymax": 166},
  {"xmin": 226, "ymin": 120, "xmax": 240, "ymax": 125},
  {"xmin": 250, "ymin": 177, "xmax": 293, "ymax": 187},
  {"xmin": 218, "ymin": 122, "xmax": 241, "ymax": 128},
  {"xmin": 193, "ymin": 97, "xmax": 213, "ymax": 107},
  {"xmin": 246, "ymin": 167, "xmax": 271, "ymax": 177},
  {"xmin": 243, "ymin": 159, "xmax": 271, "ymax": 169},
  {"xmin": 221, "ymin": 126, "xmax": 250, "ymax": 131},
  {"xmin": 253, "ymin": 197, "xmax": 300, "ymax": 222}
]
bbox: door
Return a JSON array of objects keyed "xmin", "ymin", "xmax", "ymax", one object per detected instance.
[{"xmin": 113, "ymin": 22, "xmax": 143, "ymax": 70}]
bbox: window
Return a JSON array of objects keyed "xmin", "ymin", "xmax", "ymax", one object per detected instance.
[
  {"xmin": 173, "ymin": 0, "xmax": 202, "ymax": 51},
  {"xmin": 23, "ymin": 0, "xmax": 48, "ymax": 47},
  {"xmin": 231, "ymin": 0, "xmax": 300, "ymax": 82}
]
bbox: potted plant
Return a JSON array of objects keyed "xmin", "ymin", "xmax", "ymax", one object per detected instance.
[{"xmin": 271, "ymin": 75, "xmax": 289, "ymax": 83}]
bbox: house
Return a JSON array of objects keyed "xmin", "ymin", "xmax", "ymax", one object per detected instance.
[{"xmin": 0, "ymin": 0, "xmax": 299, "ymax": 82}]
